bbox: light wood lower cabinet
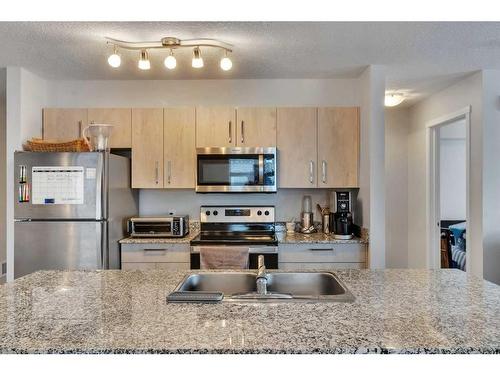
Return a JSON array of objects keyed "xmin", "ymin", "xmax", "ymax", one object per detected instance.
[
  {"xmin": 236, "ymin": 107, "xmax": 277, "ymax": 147},
  {"xmin": 318, "ymin": 107, "xmax": 359, "ymax": 187},
  {"xmin": 131, "ymin": 108, "xmax": 164, "ymax": 188},
  {"xmin": 196, "ymin": 107, "xmax": 236, "ymax": 147},
  {"xmin": 42, "ymin": 108, "xmax": 87, "ymax": 141},
  {"xmin": 88, "ymin": 108, "xmax": 132, "ymax": 148},
  {"xmin": 278, "ymin": 243, "xmax": 366, "ymax": 270},
  {"xmin": 121, "ymin": 243, "xmax": 190, "ymax": 271},
  {"xmin": 277, "ymin": 107, "xmax": 318, "ymax": 188},
  {"xmin": 164, "ymin": 108, "xmax": 196, "ymax": 188}
]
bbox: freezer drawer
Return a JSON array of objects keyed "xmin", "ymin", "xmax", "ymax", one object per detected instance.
[
  {"xmin": 14, "ymin": 152, "xmax": 105, "ymax": 220},
  {"xmin": 14, "ymin": 221, "xmax": 106, "ymax": 278}
]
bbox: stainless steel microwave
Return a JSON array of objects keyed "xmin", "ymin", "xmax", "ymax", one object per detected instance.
[{"xmin": 196, "ymin": 147, "xmax": 277, "ymax": 193}]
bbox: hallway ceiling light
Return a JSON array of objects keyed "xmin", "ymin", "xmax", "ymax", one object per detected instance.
[
  {"xmin": 138, "ymin": 50, "xmax": 151, "ymax": 70},
  {"xmin": 385, "ymin": 93, "xmax": 405, "ymax": 107},
  {"xmin": 105, "ymin": 36, "xmax": 233, "ymax": 72}
]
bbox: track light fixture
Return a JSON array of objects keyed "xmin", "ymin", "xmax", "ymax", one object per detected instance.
[
  {"xmin": 107, "ymin": 47, "xmax": 121, "ymax": 68},
  {"xmin": 192, "ymin": 47, "xmax": 204, "ymax": 68},
  {"xmin": 105, "ymin": 36, "xmax": 233, "ymax": 72},
  {"xmin": 138, "ymin": 50, "xmax": 150, "ymax": 70}
]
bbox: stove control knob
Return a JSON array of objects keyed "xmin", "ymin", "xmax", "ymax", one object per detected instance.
[
  {"xmin": 257, "ymin": 210, "xmax": 262, "ymax": 216},
  {"xmin": 264, "ymin": 210, "xmax": 270, "ymax": 216},
  {"xmin": 213, "ymin": 210, "xmax": 218, "ymax": 216},
  {"xmin": 205, "ymin": 210, "xmax": 211, "ymax": 216}
]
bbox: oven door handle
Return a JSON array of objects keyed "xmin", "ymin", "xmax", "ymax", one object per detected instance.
[{"xmin": 258, "ymin": 154, "xmax": 264, "ymax": 185}]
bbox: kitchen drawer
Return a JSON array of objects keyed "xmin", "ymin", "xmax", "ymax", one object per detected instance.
[
  {"xmin": 122, "ymin": 262, "xmax": 190, "ymax": 271},
  {"xmin": 122, "ymin": 262, "xmax": 157, "ymax": 270},
  {"xmin": 279, "ymin": 262, "xmax": 366, "ymax": 271},
  {"xmin": 155, "ymin": 262, "xmax": 190, "ymax": 270},
  {"xmin": 278, "ymin": 243, "xmax": 366, "ymax": 263},
  {"xmin": 121, "ymin": 243, "xmax": 190, "ymax": 263}
]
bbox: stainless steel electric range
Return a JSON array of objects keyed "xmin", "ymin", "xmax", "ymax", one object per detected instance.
[{"xmin": 190, "ymin": 205, "xmax": 278, "ymax": 269}]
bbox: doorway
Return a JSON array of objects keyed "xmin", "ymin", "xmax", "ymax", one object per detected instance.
[{"xmin": 426, "ymin": 107, "xmax": 470, "ymax": 271}]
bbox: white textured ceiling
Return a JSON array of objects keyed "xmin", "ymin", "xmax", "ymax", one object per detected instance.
[{"xmin": 2, "ymin": 22, "xmax": 500, "ymax": 103}]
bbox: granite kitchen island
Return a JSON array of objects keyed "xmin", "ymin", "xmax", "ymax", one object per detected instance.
[{"xmin": 0, "ymin": 269, "xmax": 499, "ymax": 354}]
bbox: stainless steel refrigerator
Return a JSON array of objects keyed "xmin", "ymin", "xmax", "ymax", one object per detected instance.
[{"xmin": 14, "ymin": 151, "xmax": 138, "ymax": 278}]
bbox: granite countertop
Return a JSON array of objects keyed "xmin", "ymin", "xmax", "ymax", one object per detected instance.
[
  {"xmin": 1, "ymin": 269, "xmax": 499, "ymax": 354},
  {"xmin": 119, "ymin": 231, "xmax": 199, "ymax": 244},
  {"xmin": 277, "ymin": 231, "xmax": 366, "ymax": 244},
  {"xmin": 120, "ymin": 230, "xmax": 366, "ymax": 245}
]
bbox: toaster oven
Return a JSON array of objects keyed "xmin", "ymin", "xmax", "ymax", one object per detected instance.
[{"xmin": 128, "ymin": 216, "xmax": 189, "ymax": 238}]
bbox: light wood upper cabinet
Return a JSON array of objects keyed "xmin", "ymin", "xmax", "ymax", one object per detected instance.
[
  {"xmin": 164, "ymin": 107, "xmax": 196, "ymax": 188},
  {"xmin": 277, "ymin": 108, "xmax": 318, "ymax": 188},
  {"xmin": 87, "ymin": 108, "xmax": 132, "ymax": 148},
  {"xmin": 42, "ymin": 108, "xmax": 87, "ymax": 141},
  {"xmin": 235, "ymin": 107, "xmax": 277, "ymax": 147},
  {"xmin": 131, "ymin": 108, "xmax": 164, "ymax": 188},
  {"xmin": 318, "ymin": 107, "xmax": 359, "ymax": 187},
  {"xmin": 195, "ymin": 107, "xmax": 236, "ymax": 147}
]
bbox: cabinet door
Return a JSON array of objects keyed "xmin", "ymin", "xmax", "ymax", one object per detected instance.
[
  {"xmin": 131, "ymin": 108, "xmax": 164, "ymax": 188},
  {"xmin": 318, "ymin": 107, "xmax": 359, "ymax": 187},
  {"xmin": 164, "ymin": 107, "xmax": 196, "ymax": 188},
  {"xmin": 195, "ymin": 107, "xmax": 236, "ymax": 147},
  {"xmin": 42, "ymin": 108, "xmax": 87, "ymax": 141},
  {"xmin": 236, "ymin": 107, "xmax": 277, "ymax": 147},
  {"xmin": 277, "ymin": 107, "xmax": 318, "ymax": 188},
  {"xmin": 88, "ymin": 108, "xmax": 132, "ymax": 148}
]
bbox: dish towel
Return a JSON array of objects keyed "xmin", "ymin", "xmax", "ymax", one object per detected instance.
[{"xmin": 199, "ymin": 247, "xmax": 249, "ymax": 270}]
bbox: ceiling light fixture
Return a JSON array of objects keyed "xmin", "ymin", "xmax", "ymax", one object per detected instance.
[
  {"xmin": 138, "ymin": 50, "xmax": 150, "ymax": 70},
  {"xmin": 105, "ymin": 36, "xmax": 233, "ymax": 72},
  {"xmin": 192, "ymin": 47, "xmax": 204, "ymax": 69},
  {"xmin": 384, "ymin": 93, "xmax": 405, "ymax": 107},
  {"xmin": 107, "ymin": 47, "xmax": 121, "ymax": 68},
  {"xmin": 164, "ymin": 49, "xmax": 176, "ymax": 70},
  {"xmin": 220, "ymin": 51, "xmax": 233, "ymax": 71}
]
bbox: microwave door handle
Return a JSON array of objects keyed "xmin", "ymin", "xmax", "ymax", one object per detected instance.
[{"xmin": 258, "ymin": 154, "xmax": 264, "ymax": 184}]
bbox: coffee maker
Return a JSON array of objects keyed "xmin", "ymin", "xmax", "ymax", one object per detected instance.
[{"xmin": 331, "ymin": 191, "xmax": 353, "ymax": 239}]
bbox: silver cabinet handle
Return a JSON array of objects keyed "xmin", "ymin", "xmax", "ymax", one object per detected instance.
[
  {"xmin": 309, "ymin": 160, "xmax": 315, "ymax": 184},
  {"xmin": 241, "ymin": 121, "xmax": 245, "ymax": 143},
  {"xmin": 228, "ymin": 121, "xmax": 232, "ymax": 143},
  {"xmin": 322, "ymin": 160, "xmax": 327, "ymax": 183},
  {"xmin": 167, "ymin": 161, "xmax": 172, "ymax": 184},
  {"xmin": 155, "ymin": 161, "xmax": 159, "ymax": 185},
  {"xmin": 143, "ymin": 248, "xmax": 167, "ymax": 252},
  {"xmin": 309, "ymin": 248, "xmax": 334, "ymax": 252}
]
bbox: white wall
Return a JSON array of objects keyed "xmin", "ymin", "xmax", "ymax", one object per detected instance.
[
  {"xmin": 358, "ymin": 66, "xmax": 386, "ymax": 268},
  {"xmin": 408, "ymin": 72, "xmax": 483, "ymax": 276},
  {"xmin": 5, "ymin": 67, "xmax": 48, "ymax": 281},
  {"xmin": 439, "ymin": 120, "xmax": 466, "ymax": 220},
  {"xmin": 480, "ymin": 70, "xmax": 500, "ymax": 285},
  {"xmin": 0, "ymin": 68, "xmax": 6, "ymax": 283},
  {"xmin": 385, "ymin": 107, "xmax": 409, "ymax": 268}
]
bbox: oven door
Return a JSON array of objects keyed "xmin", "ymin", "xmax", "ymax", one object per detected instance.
[
  {"xmin": 190, "ymin": 246, "xmax": 278, "ymax": 269},
  {"xmin": 196, "ymin": 147, "xmax": 276, "ymax": 193}
]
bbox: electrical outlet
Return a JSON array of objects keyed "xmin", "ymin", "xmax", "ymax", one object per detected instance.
[{"xmin": 1, "ymin": 262, "xmax": 6, "ymax": 276}]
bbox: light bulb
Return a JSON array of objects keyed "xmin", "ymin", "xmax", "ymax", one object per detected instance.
[
  {"xmin": 138, "ymin": 50, "xmax": 150, "ymax": 70},
  {"xmin": 107, "ymin": 52, "xmax": 121, "ymax": 68},
  {"xmin": 384, "ymin": 93, "xmax": 405, "ymax": 107},
  {"xmin": 164, "ymin": 51, "xmax": 177, "ymax": 70},
  {"xmin": 220, "ymin": 55, "xmax": 232, "ymax": 71},
  {"xmin": 192, "ymin": 47, "xmax": 204, "ymax": 68}
]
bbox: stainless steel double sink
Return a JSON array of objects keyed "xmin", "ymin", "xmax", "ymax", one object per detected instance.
[{"xmin": 171, "ymin": 271, "xmax": 355, "ymax": 303}]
